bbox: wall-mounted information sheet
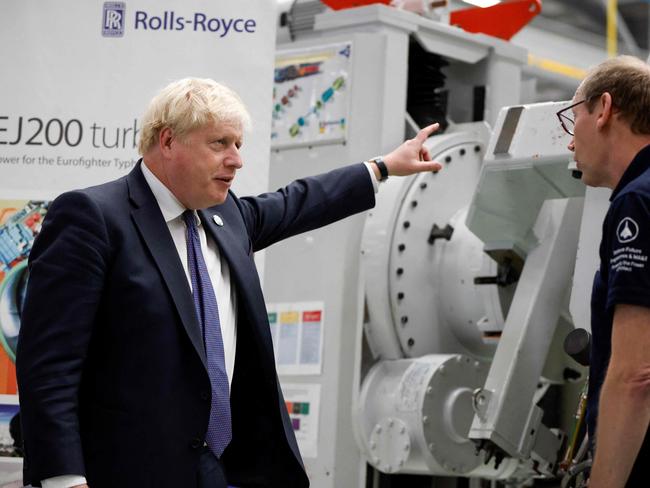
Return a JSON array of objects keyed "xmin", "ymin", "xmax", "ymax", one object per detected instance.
[
  {"xmin": 280, "ymin": 383, "xmax": 321, "ymax": 459},
  {"xmin": 267, "ymin": 301, "xmax": 324, "ymax": 376}
]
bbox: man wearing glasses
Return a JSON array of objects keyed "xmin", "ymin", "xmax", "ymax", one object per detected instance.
[{"xmin": 556, "ymin": 55, "xmax": 650, "ymax": 487}]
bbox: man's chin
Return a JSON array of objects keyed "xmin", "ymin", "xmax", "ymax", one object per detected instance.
[
  {"xmin": 206, "ymin": 193, "xmax": 228, "ymax": 208},
  {"xmin": 579, "ymin": 172, "xmax": 600, "ymax": 188},
  {"xmin": 186, "ymin": 193, "xmax": 228, "ymax": 210}
]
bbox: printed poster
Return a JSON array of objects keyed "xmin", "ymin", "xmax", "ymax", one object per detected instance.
[
  {"xmin": 0, "ymin": 201, "xmax": 46, "ymax": 396},
  {"xmin": 267, "ymin": 302, "xmax": 324, "ymax": 376},
  {"xmin": 271, "ymin": 42, "xmax": 352, "ymax": 149},
  {"xmin": 280, "ymin": 383, "xmax": 321, "ymax": 459},
  {"xmin": 0, "ymin": 0, "xmax": 278, "ymax": 461}
]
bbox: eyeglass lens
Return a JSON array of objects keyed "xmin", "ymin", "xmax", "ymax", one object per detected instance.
[{"xmin": 560, "ymin": 113, "xmax": 575, "ymax": 135}]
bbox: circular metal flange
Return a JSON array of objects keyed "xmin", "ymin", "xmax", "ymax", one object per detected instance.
[
  {"xmin": 362, "ymin": 122, "xmax": 510, "ymax": 360},
  {"xmin": 362, "ymin": 125, "xmax": 488, "ymax": 359},
  {"xmin": 357, "ymin": 354, "xmax": 521, "ymax": 477},
  {"xmin": 367, "ymin": 417, "xmax": 411, "ymax": 473},
  {"xmin": 389, "ymin": 142, "xmax": 501, "ymax": 360},
  {"xmin": 420, "ymin": 355, "xmax": 487, "ymax": 474}
]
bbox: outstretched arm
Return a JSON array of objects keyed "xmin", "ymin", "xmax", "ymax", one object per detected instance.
[{"xmin": 238, "ymin": 122, "xmax": 443, "ymax": 251}]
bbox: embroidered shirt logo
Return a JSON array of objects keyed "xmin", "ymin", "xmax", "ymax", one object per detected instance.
[{"xmin": 616, "ymin": 217, "xmax": 639, "ymax": 243}]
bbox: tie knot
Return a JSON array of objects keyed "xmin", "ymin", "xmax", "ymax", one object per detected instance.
[{"xmin": 183, "ymin": 210, "xmax": 197, "ymax": 229}]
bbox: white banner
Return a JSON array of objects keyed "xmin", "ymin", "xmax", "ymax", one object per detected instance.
[
  {"xmin": 0, "ymin": 0, "xmax": 276, "ymax": 431},
  {"xmin": 0, "ymin": 0, "xmax": 277, "ymax": 200}
]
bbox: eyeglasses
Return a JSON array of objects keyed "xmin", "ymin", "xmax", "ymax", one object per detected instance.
[
  {"xmin": 556, "ymin": 94, "xmax": 603, "ymax": 136},
  {"xmin": 556, "ymin": 99, "xmax": 587, "ymax": 136}
]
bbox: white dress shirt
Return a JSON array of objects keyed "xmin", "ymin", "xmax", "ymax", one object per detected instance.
[{"xmin": 41, "ymin": 161, "xmax": 378, "ymax": 488}]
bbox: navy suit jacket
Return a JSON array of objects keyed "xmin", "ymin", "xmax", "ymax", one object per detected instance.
[{"xmin": 16, "ymin": 162, "xmax": 375, "ymax": 487}]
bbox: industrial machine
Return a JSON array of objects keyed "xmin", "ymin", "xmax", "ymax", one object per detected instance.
[
  {"xmin": 266, "ymin": 3, "xmax": 596, "ymax": 487},
  {"xmin": 0, "ymin": 3, "xmax": 598, "ymax": 486},
  {"xmin": 358, "ymin": 101, "xmax": 587, "ymax": 483}
]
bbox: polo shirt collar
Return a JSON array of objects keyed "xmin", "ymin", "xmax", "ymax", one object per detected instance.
[{"xmin": 611, "ymin": 143, "xmax": 650, "ymax": 201}]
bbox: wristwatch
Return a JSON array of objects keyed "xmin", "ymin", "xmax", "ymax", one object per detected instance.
[{"xmin": 370, "ymin": 157, "xmax": 389, "ymax": 182}]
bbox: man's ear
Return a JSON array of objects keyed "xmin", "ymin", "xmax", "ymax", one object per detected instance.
[
  {"xmin": 159, "ymin": 127, "xmax": 174, "ymax": 157},
  {"xmin": 596, "ymin": 92, "xmax": 614, "ymax": 130}
]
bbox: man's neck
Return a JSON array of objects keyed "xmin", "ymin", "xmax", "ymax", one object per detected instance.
[{"xmin": 605, "ymin": 130, "xmax": 650, "ymax": 189}]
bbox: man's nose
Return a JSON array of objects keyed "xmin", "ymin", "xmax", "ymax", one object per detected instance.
[
  {"xmin": 226, "ymin": 146, "xmax": 243, "ymax": 168},
  {"xmin": 567, "ymin": 138, "xmax": 575, "ymax": 152}
]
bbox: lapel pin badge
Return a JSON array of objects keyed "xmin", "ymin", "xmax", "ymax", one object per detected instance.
[{"xmin": 213, "ymin": 214, "xmax": 224, "ymax": 227}]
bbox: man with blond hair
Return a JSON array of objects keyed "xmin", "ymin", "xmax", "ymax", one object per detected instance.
[
  {"xmin": 556, "ymin": 56, "xmax": 650, "ymax": 487},
  {"xmin": 16, "ymin": 78, "xmax": 441, "ymax": 488}
]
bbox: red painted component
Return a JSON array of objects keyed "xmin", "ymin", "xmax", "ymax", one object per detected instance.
[
  {"xmin": 320, "ymin": 0, "xmax": 389, "ymax": 9},
  {"xmin": 449, "ymin": 0, "xmax": 541, "ymax": 40},
  {"xmin": 320, "ymin": 0, "xmax": 540, "ymax": 41}
]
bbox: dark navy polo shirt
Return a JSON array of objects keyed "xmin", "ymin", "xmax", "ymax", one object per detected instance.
[{"xmin": 589, "ymin": 144, "xmax": 650, "ymax": 483}]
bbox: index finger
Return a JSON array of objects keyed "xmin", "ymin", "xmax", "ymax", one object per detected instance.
[{"xmin": 415, "ymin": 123, "xmax": 440, "ymax": 144}]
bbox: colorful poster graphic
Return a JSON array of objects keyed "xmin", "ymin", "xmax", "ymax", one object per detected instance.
[
  {"xmin": 0, "ymin": 200, "xmax": 48, "ymax": 397},
  {"xmin": 0, "ymin": 399, "xmax": 20, "ymax": 457},
  {"xmin": 267, "ymin": 302, "xmax": 324, "ymax": 376},
  {"xmin": 280, "ymin": 383, "xmax": 320, "ymax": 459},
  {"xmin": 271, "ymin": 42, "xmax": 352, "ymax": 149}
]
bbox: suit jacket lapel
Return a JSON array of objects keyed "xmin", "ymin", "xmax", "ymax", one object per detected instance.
[
  {"xmin": 127, "ymin": 164, "xmax": 208, "ymax": 370},
  {"xmin": 201, "ymin": 209, "xmax": 305, "ymax": 470},
  {"xmin": 199, "ymin": 208, "xmax": 275, "ymax": 365}
]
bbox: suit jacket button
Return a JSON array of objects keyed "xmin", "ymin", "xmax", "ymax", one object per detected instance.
[
  {"xmin": 190, "ymin": 438, "xmax": 203, "ymax": 449},
  {"xmin": 200, "ymin": 390, "xmax": 210, "ymax": 401}
]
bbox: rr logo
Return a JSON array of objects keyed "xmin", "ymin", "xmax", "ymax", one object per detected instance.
[{"xmin": 102, "ymin": 2, "xmax": 126, "ymax": 37}]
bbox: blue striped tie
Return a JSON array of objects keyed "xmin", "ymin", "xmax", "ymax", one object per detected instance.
[{"xmin": 183, "ymin": 210, "xmax": 232, "ymax": 458}]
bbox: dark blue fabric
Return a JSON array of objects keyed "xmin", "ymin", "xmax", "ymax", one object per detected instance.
[
  {"xmin": 17, "ymin": 161, "xmax": 374, "ymax": 487},
  {"xmin": 183, "ymin": 210, "xmax": 232, "ymax": 458},
  {"xmin": 589, "ymin": 144, "xmax": 650, "ymax": 483},
  {"xmin": 197, "ymin": 447, "xmax": 229, "ymax": 488}
]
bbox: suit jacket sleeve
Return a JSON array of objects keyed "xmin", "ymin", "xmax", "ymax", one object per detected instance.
[
  {"xmin": 16, "ymin": 190, "xmax": 110, "ymax": 482},
  {"xmin": 237, "ymin": 163, "xmax": 375, "ymax": 251}
]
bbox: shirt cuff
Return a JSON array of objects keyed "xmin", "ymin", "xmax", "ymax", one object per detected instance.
[
  {"xmin": 41, "ymin": 475, "xmax": 87, "ymax": 488},
  {"xmin": 363, "ymin": 162, "xmax": 380, "ymax": 193}
]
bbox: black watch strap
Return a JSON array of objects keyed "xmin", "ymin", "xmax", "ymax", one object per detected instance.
[{"xmin": 371, "ymin": 157, "xmax": 389, "ymax": 181}]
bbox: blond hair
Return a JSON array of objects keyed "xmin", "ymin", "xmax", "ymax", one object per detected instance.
[
  {"xmin": 580, "ymin": 55, "xmax": 650, "ymax": 135},
  {"xmin": 138, "ymin": 78, "xmax": 251, "ymax": 155}
]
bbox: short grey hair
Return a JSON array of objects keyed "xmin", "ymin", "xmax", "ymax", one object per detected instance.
[
  {"xmin": 579, "ymin": 55, "xmax": 650, "ymax": 135},
  {"xmin": 138, "ymin": 78, "xmax": 251, "ymax": 155}
]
